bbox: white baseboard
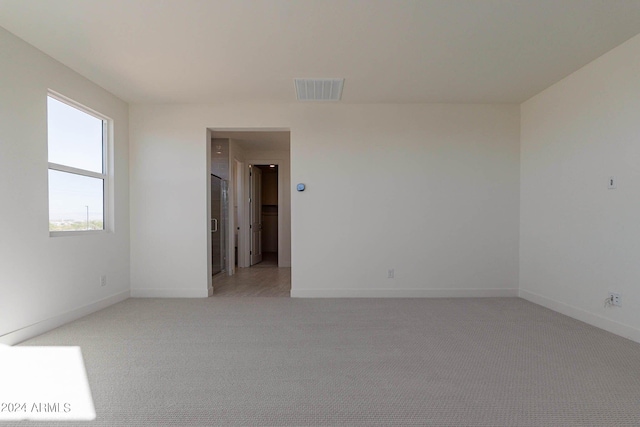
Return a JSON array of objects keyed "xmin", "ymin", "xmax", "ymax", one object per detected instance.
[
  {"xmin": 130, "ymin": 288, "xmax": 209, "ymax": 298},
  {"xmin": 0, "ymin": 290, "xmax": 130, "ymax": 346},
  {"xmin": 519, "ymin": 289, "xmax": 640, "ymax": 345},
  {"xmin": 291, "ymin": 288, "xmax": 519, "ymax": 298}
]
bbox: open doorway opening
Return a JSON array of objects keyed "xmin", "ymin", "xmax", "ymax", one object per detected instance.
[
  {"xmin": 208, "ymin": 129, "xmax": 291, "ymax": 297},
  {"xmin": 250, "ymin": 164, "xmax": 278, "ymax": 268}
]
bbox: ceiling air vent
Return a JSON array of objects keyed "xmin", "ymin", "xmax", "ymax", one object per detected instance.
[{"xmin": 294, "ymin": 78, "xmax": 344, "ymax": 101}]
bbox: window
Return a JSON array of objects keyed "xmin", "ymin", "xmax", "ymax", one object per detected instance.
[{"xmin": 47, "ymin": 93, "xmax": 110, "ymax": 234}]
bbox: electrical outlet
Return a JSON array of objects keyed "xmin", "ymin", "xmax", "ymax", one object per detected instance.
[
  {"xmin": 100, "ymin": 275, "xmax": 107, "ymax": 287},
  {"xmin": 608, "ymin": 176, "xmax": 617, "ymax": 189},
  {"xmin": 608, "ymin": 292, "xmax": 621, "ymax": 307},
  {"xmin": 387, "ymin": 269, "xmax": 395, "ymax": 279}
]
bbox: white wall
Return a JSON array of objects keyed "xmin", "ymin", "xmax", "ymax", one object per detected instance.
[
  {"xmin": 210, "ymin": 138, "xmax": 230, "ymax": 180},
  {"xmin": 520, "ymin": 34, "xmax": 640, "ymax": 342},
  {"xmin": 0, "ymin": 27, "xmax": 130, "ymax": 344},
  {"xmin": 291, "ymin": 105, "xmax": 520, "ymax": 297},
  {"xmin": 129, "ymin": 103, "xmax": 520, "ymax": 297}
]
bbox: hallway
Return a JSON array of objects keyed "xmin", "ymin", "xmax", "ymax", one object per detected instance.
[{"xmin": 212, "ymin": 265, "xmax": 290, "ymax": 297}]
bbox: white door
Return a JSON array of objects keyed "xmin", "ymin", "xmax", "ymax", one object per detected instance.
[{"xmin": 250, "ymin": 166, "xmax": 263, "ymax": 265}]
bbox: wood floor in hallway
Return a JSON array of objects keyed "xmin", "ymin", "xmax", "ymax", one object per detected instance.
[{"xmin": 212, "ymin": 263, "xmax": 291, "ymax": 297}]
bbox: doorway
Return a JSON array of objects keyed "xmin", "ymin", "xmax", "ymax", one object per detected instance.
[
  {"xmin": 250, "ymin": 165, "xmax": 279, "ymax": 267},
  {"xmin": 207, "ymin": 128, "xmax": 291, "ymax": 297}
]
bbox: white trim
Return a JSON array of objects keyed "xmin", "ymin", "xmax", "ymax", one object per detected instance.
[
  {"xmin": 206, "ymin": 129, "xmax": 213, "ymax": 290},
  {"xmin": 130, "ymin": 288, "xmax": 210, "ymax": 298},
  {"xmin": 47, "ymin": 89, "xmax": 112, "ymax": 122},
  {"xmin": 208, "ymin": 127, "xmax": 290, "ymax": 133},
  {"xmin": 49, "ymin": 229, "xmax": 106, "ymax": 238},
  {"xmin": 105, "ymin": 118, "xmax": 115, "ymax": 232},
  {"xmin": 0, "ymin": 291, "xmax": 129, "ymax": 346},
  {"xmin": 519, "ymin": 289, "xmax": 640, "ymax": 345},
  {"xmin": 48, "ymin": 163, "xmax": 106, "ymax": 180},
  {"xmin": 291, "ymin": 288, "xmax": 519, "ymax": 298}
]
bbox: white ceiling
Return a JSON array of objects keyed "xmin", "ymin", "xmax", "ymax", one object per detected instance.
[{"xmin": 1, "ymin": 0, "xmax": 640, "ymax": 104}]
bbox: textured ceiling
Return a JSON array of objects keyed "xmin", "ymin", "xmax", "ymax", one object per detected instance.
[{"xmin": 1, "ymin": 0, "xmax": 640, "ymax": 104}]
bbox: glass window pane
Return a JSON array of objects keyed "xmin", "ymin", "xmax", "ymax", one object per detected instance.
[
  {"xmin": 48, "ymin": 96, "xmax": 104, "ymax": 173},
  {"xmin": 49, "ymin": 170, "xmax": 104, "ymax": 232}
]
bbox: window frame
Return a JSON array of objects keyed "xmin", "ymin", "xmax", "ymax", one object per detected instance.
[{"xmin": 47, "ymin": 90, "xmax": 112, "ymax": 237}]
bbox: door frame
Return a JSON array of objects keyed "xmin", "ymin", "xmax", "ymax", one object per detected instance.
[{"xmin": 207, "ymin": 127, "xmax": 291, "ymax": 289}]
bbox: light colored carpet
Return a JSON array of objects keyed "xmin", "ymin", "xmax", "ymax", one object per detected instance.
[{"xmin": 8, "ymin": 297, "xmax": 640, "ymax": 426}]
